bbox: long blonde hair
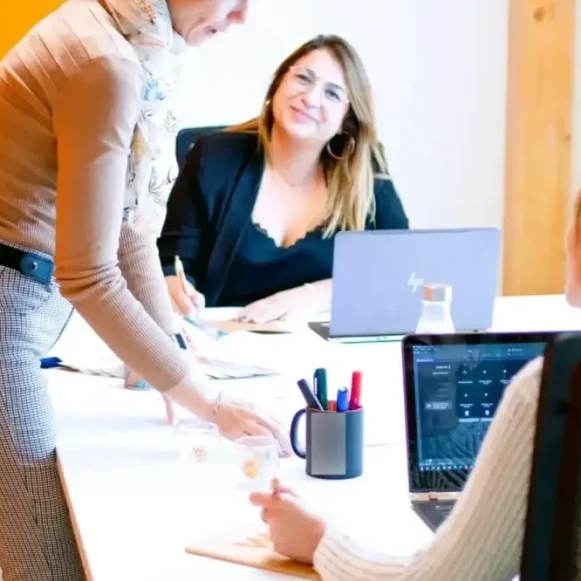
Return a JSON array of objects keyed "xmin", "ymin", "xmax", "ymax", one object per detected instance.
[{"xmin": 228, "ymin": 35, "xmax": 389, "ymax": 236}]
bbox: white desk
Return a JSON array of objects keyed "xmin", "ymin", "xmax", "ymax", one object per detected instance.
[
  {"xmin": 50, "ymin": 374, "xmax": 431, "ymax": 580},
  {"xmin": 490, "ymin": 294, "xmax": 581, "ymax": 332},
  {"xmin": 47, "ymin": 295, "xmax": 581, "ymax": 581},
  {"xmin": 50, "ymin": 309, "xmax": 408, "ymax": 447}
]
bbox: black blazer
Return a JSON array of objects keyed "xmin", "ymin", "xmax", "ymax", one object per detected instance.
[{"xmin": 158, "ymin": 131, "xmax": 409, "ymax": 307}]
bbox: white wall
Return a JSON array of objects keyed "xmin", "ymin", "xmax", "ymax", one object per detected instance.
[{"xmin": 179, "ymin": 0, "xmax": 509, "ymax": 231}]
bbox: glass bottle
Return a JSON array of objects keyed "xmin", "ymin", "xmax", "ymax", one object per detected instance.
[{"xmin": 415, "ymin": 283, "xmax": 455, "ymax": 334}]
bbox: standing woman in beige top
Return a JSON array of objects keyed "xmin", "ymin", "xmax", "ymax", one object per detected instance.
[{"xmin": 0, "ymin": 1, "xmax": 290, "ymax": 580}]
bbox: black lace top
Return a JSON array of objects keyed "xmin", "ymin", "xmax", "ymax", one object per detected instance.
[{"xmin": 219, "ymin": 222, "xmax": 331, "ymax": 306}]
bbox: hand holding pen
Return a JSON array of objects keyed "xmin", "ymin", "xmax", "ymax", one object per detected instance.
[
  {"xmin": 171, "ymin": 256, "xmax": 227, "ymax": 339},
  {"xmin": 166, "ymin": 256, "xmax": 206, "ymax": 317},
  {"xmin": 250, "ymin": 478, "xmax": 327, "ymax": 565}
]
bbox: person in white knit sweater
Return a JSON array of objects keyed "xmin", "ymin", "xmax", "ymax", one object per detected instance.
[{"xmin": 249, "ymin": 197, "xmax": 581, "ymax": 580}]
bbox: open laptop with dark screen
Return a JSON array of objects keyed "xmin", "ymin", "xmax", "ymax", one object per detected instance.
[{"xmin": 402, "ymin": 331, "xmax": 560, "ymax": 531}]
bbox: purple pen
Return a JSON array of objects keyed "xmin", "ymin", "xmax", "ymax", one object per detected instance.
[{"xmin": 297, "ymin": 379, "xmax": 324, "ymax": 411}]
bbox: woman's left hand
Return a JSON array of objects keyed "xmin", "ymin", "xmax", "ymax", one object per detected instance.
[
  {"xmin": 125, "ymin": 368, "xmax": 177, "ymax": 424},
  {"xmin": 237, "ymin": 285, "xmax": 324, "ymax": 324},
  {"xmin": 249, "ymin": 484, "xmax": 327, "ymax": 564}
]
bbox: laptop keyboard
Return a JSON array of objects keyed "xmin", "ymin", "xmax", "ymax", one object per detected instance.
[
  {"xmin": 414, "ymin": 500, "xmax": 456, "ymax": 531},
  {"xmin": 434, "ymin": 501, "xmax": 454, "ymax": 518}
]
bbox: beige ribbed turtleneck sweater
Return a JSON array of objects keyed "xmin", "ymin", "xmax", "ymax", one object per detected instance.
[{"xmin": 0, "ymin": 0, "xmax": 192, "ymax": 392}]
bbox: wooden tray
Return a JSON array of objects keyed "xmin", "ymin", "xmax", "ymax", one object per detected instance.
[{"xmin": 186, "ymin": 528, "xmax": 320, "ymax": 579}]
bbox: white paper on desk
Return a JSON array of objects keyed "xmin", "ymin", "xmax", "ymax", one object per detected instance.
[
  {"xmin": 198, "ymin": 332, "xmax": 285, "ymax": 369},
  {"xmin": 54, "ymin": 356, "xmax": 279, "ymax": 383},
  {"xmin": 196, "ymin": 356, "xmax": 278, "ymax": 380},
  {"xmin": 191, "ymin": 335, "xmax": 281, "ymax": 379},
  {"xmin": 48, "ymin": 317, "xmax": 282, "ymax": 382}
]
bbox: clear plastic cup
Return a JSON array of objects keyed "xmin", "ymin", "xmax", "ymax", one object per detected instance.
[
  {"xmin": 173, "ymin": 421, "xmax": 224, "ymax": 530},
  {"xmin": 234, "ymin": 435, "xmax": 280, "ymax": 493}
]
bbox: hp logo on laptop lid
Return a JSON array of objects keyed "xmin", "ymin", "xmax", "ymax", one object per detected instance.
[{"xmin": 408, "ymin": 272, "xmax": 424, "ymax": 293}]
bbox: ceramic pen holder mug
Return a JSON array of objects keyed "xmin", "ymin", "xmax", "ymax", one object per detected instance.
[{"xmin": 290, "ymin": 406, "xmax": 364, "ymax": 480}]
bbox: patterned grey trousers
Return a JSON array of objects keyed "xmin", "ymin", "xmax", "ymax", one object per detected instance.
[{"xmin": 0, "ymin": 244, "xmax": 85, "ymax": 580}]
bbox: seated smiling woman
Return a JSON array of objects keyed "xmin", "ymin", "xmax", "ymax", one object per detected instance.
[{"xmin": 158, "ymin": 34, "xmax": 409, "ymax": 324}]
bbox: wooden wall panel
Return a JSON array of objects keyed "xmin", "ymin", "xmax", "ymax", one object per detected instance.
[{"xmin": 503, "ymin": 0, "xmax": 576, "ymax": 295}]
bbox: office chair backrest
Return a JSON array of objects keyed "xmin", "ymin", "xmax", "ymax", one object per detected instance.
[
  {"xmin": 521, "ymin": 332, "xmax": 581, "ymax": 580},
  {"xmin": 176, "ymin": 126, "xmax": 226, "ymax": 171},
  {"xmin": 176, "ymin": 126, "xmax": 391, "ymax": 176}
]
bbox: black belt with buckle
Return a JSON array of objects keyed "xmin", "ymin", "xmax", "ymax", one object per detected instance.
[{"xmin": 0, "ymin": 241, "xmax": 54, "ymax": 285}]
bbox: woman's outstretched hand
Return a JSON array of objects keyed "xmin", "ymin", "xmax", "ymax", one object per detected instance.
[
  {"xmin": 237, "ymin": 285, "xmax": 321, "ymax": 324},
  {"xmin": 128, "ymin": 371, "xmax": 292, "ymax": 456},
  {"xmin": 213, "ymin": 400, "xmax": 292, "ymax": 456}
]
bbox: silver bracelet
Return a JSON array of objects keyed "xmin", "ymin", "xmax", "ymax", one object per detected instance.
[{"xmin": 211, "ymin": 391, "xmax": 223, "ymax": 423}]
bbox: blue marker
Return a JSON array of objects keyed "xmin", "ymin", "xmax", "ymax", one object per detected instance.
[
  {"xmin": 336, "ymin": 387, "xmax": 350, "ymax": 412},
  {"xmin": 40, "ymin": 357, "xmax": 62, "ymax": 369},
  {"xmin": 296, "ymin": 379, "xmax": 324, "ymax": 411}
]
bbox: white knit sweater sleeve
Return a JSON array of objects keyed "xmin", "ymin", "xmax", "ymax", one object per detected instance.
[{"xmin": 314, "ymin": 357, "xmax": 544, "ymax": 581}]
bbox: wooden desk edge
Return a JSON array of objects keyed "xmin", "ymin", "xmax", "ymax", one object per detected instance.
[{"xmin": 57, "ymin": 452, "xmax": 95, "ymax": 581}]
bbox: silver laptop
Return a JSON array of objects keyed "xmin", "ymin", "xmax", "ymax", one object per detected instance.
[
  {"xmin": 310, "ymin": 228, "xmax": 501, "ymax": 343},
  {"xmin": 402, "ymin": 331, "xmax": 556, "ymax": 531}
]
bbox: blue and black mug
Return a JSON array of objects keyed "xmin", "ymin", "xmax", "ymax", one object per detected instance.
[{"xmin": 290, "ymin": 406, "xmax": 364, "ymax": 480}]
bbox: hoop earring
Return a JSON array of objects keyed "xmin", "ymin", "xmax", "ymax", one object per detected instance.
[
  {"xmin": 326, "ymin": 132, "xmax": 356, "ymax": 160},
  {"xmin": 260, "ymin": 98, "xmax": 272, "ymax": 127}
]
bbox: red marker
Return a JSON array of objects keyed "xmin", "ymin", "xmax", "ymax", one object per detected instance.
[{"xmin": 349, "ymin": 371, "xmax": 363, "ymax": 410}]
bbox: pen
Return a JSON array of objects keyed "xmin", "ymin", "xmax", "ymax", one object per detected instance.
[
  {"xmin": 349, "ymin": 371, "xmax": 363, "ymax": 410},
  {"xmin": 174, "ymin": 255, "xmax": 198, "ymax": 320},
  {"xmin": 296, "ymin": 379, "xmax": 324, "ymax": 411},
  {"xmin": 271, "ymin": 477, "xmax": 281, "ymax": 498},
  {"xmin": 174, "ymin": 255, "xmax": 201, "ymax": 321},
  {"xmin": 174, "ymin": 255, "xmax": 189, "ymax": 294},
  {"xmin": 174, "ymin": 256, "xmax": 226, "ymax": 339},
  {"xmin": 336, "ymin": 387, "xmax": 349, "ymax": 412},
  {"xmin": 313, "ymin": 368, "xmax": 328, "ymax": 411}
]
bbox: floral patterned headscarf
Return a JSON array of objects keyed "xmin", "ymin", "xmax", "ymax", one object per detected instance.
[{"xmin": 103, "ymin": 0, "xmax": 187, "ymax": 234}]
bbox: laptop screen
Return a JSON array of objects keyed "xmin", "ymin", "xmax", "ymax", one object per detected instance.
[{"xmin": 402, "ymin": 332, "xmax": 556, "ymax": 493}]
